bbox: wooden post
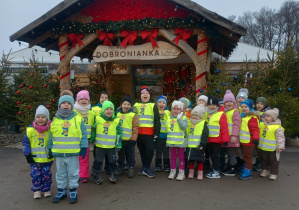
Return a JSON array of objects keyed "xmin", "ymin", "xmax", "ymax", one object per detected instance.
[{"xmin": 58, "ymin": 35, "xmax": 71, "ymax": 91}]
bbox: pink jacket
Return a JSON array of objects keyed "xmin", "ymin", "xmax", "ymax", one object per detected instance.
[
  {"xmin": 264, "ymin": 119, "xmax": 285, "ymax": 150},
  {"xmin": 223, "ymin": 104, "xmax": 241, "ymax": 148}
]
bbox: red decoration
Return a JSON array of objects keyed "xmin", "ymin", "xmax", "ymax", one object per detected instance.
[
  {"xmin": 46, "ymin": 105, "xmax": 50, "ymax": 108},
  {"xmin": 19, "ymin": 85, "xmax": 23, "ymax": 88},
  {"xmin": 98, "ymin": 31, "xmax": 114, "ymax": 46},
  {"xmin": 68, "ymin": 33, "xmax": 84, "ymax": 48},
  {"xmin": 16, "ymin": 101, "xmax": 20, "ymax": 105},
  {"xmin": 59, "ymin": 86, "xmax": 61, "ymax": 89},
  {"xmin": 141, "ymin": 29, "xmax": 158, "ymax": 49},
  {"xmin": 30, "ymin": 73, "xmax": 33, "ymax": 76},
  {"xmin": 18, "ymin": 112, "xmax": 22, "ymax": 115},
  {"xmin": 52, "ymin": 99, "xmax": 55, "ymax": 102},
  {"xmin": 16, "ymin": 91, "xmax": 20, "ymax": 94},
  {"xmin": 77, "ymin": 79, "xmax": 80, "ymax": 81},
  {"xmin": 28, "ymin": 106, "xmax": 32, "ymax": 109},
  {"xmin": 43, "ymin": 84, "xmax": 47, "ymax": 88},
  {"xmin": 172, "ymin": 28, "xmax": 193, "ymax": 46},
  {"xmin": 120, "ymin": 30, "xmax": 137, "ymax": 49},
  {"xmin": 29, "ymin": 86, "xmax": 33, "ymax": 89}
]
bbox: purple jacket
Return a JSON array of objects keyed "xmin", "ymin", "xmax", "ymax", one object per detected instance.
[{"xmin": 223, "ymin": 104, "xmax": 241, "ymax": 148}]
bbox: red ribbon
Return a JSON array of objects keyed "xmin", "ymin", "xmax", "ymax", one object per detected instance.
[
  {"xmin": 59, "ymin": 71, "xmax": 71, "ymax": 81},
  {"xmin": 68, "ymin": 33, "xmax": 84, "ymax": 48},
  {"xmin": 98, "ymin": 31, "xmax": 114, "ymax": 46},
  {"xmin": 172, "ymin": 28, "xmax": 193, "ymax": 46},
  {"xmin": 120, "ymin": 30, "xmax": 138, "ymax": 49},
  {"xmin": 141, "ymin": 29, "xmax": 159, "ymax": 49}
]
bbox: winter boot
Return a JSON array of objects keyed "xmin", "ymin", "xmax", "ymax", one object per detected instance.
[
  {"xmin": 155, "ymin": 159, "xmax": 162, "ymax": 172},
  {"xmin": 269, "ymin": 174, "xmax": 277, "ymax": 180},
  {"xmin": 52, "ymin": 188, "xmax": 67, "ymax": 203},
  {"xmin": 237, "ymin": 165, "xmax": 245, "ymax": 175},
  {"xmin": 164, "ymin": 159, "xmax": 171, "ymax": 172},
  {"xmin": 197, "ymin": 171, "xmax": 203, "ymax": 180},
  {"xmin": 222, "ymin": 165, "xmax": 236, "ymax": 176},
  {"xmin": 260, "ymin": 170, "xmax": 269, "ymax": 177},
  {"xmin": 168, "ymin": 169, "xmax": 176, "ymax": 180},
  {"xmin": 128, "ymin": 167, "xmax": 135, "ymax": 178},
  {"xmin": 69, "ymin": 188, "xmax": 78, "ymax": 204},
  {"xmin": 188, "ymin": 169, "xmax": 194, "ymax": 179},
  {"xmin": 176, "ymin": 169, "xmax": 185, "ymax": 181},
  {"xmin": 239, "ymin": 168, "xmax": 252, "ymax": 180},
  {"xmin": 109, "ymin": 172, "xmax": 118, "ymax": 183},
  {"xmin": 92, "ymin": 173, "xmax": 103, "ymax": 185}
]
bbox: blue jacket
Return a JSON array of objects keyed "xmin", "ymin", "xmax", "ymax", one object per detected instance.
[
  {"xmin": 47, "ymin": 111, "xmax": 88, "ymax": 157},
  {"xmin": 22, "ymin": 124, "xmax": 33, "ymax": 155}
]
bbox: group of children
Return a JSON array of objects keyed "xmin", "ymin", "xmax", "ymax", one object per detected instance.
[{"xmin": 22, "ymin": 86, "xmax": 285, "ymax": 204}]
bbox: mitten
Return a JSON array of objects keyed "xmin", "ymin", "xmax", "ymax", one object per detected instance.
[
  {"xmin": 223, "ymin": 142, "xmax": 229, "ymax": 146},
  {"xmin": 177, "ymin": 112, "xmax": 183, "ymax": 119},
  {"xmin": 25, "ymin": 153, "xmax": 35, "ymax": 164},
  {"xmin": 80, "ymin": 148, "xmax": 87, "ymax": 159},
  {"xmin": 252, "ymin": 139, "xmax": 259, "ymax": 146},
  {"xmin": 48, "ymin": 149, "xmax": 53, "ymax": 159},
  {"xmin": 230, "ymin": 136, "xmax": 237, "ymax": 144}
]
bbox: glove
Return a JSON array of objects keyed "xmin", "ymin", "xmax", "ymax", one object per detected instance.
[
  {"xmin": 196, "ymin": 143, "xmax": 205, "ymax": 151},
  {"xmin": 25, "ymin": 153, "xmax": 35, "ymax": 164},
  {"xmin": 223, "ymin": 142, "xmax": 229, "ymax": 146},
  {"xmin": 130, "ymin": 140, "xmax": 136, "ymax": 145},
  {"xmin": 48, "ymin": 149, "xmax": 53, "ymax": 159},
  {"xmin": 230, "ymin": 136, "xmax": 237, "ymax": 144},
  {"xmin": 80, "ymin": 148, "xmax": 87, "ymax": 159},
  {"xmin": 253, "ymin": 139, "xmax": 259, "ymax": 146},
  {"xmin": 177, "ymin": 112, "xmax": 183, "ymax": 119}
]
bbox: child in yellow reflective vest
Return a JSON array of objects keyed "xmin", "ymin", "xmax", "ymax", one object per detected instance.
[
  {"xmin": 74, "ymin": 90, "xmax": 95, "ymax": 183},
  {"xmin": 236, "ymin": 88, "xmax": 249, "ymax": 113},
  {"xmin": 91, "ymin": 101, "xmax": 122, "ymax": 184},
  {"xmin": 23, "ymin": 105, "xmax": 53, "ymax": 199},
  {"xmin": 92, "ymin": 91, "xmax": 109, "ymax": 117},
  {"xmin": 258, "ymin": 108, "xmax": 285, "ymax": 180}
]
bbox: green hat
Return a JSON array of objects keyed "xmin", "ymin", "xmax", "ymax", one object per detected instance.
[
  {"xmin": 256, "ymin": 97, "xmax": 268, "ymax": 107},
  {"xmin": 102, "ymin": 101, "xmax": 115, "ymax": 116}
]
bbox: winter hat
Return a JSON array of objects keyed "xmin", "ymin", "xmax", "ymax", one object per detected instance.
[
  {"xmin": 60, "ymin": 90, "xmax": 73, "ymax": 97},
  {"xmin": 223, "ymin": 90, "xmax": 236, "ymax": 104},
  {"xmin": 157, "ymin": 95, "xmax": 167, "ymax": 106},
  {"xmin": 191, "ymin": 104, "xmax": 207, "ymax": 119},
  {"xmin": 240, "ymin": 99, "xmax": 254, "ymax": 110},
  {"xmin": 179, "ymin": 97, "xmax": 192, "ymax": 108},
  {"xmin": 58, "ymin": 95, "xmax": 74, "ymax": 108},
  {"xmin": 218, "ymin": 98, "xmax": 224, "ymax": 105},
  {"xmin": 35, "ymin": 105, "xmax": 50, "ymax": 120},
  {"xmin": 171, "ymin": 100, "xmax": 184, "ymax": 111},
  {"xmin": 207, "ymin": 95, "xmax": 218, "ymax": 106},
  {"xmin": 76, "ymin": 90, "xmax": 90, "ymax": 102},
  {"xmin": 140, "ymin": 86, "xmax": 151, "ymax": 94},
  {"xmin": 236, "ymin": 88, "xmax": 249, "ymax": 100},
  {"xmin": 265, "ymin": 108, "xmax": 279, "ymax": 121},
  {"xmin": 197, "ymin": 95, "xmax": 208, "ymax": 103},
  {"xmin": 256, "ymin": 97, "xmax": 268, "ymax": 107},
  {"xmin": 121, "ymin": 94, "xmax": 132, "ymax": 105},
  {"xmin": 102, "ymin": 100, "xmax": 115, "ymax": 113}
]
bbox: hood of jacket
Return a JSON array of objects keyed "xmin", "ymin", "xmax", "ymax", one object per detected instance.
[{"xmin": 245, "ymin": 110, "xmax": 260, "ymax": 117}]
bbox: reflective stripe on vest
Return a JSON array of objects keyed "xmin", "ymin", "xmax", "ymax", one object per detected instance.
[
  {"xmin": 239, "ymin": 116, "xmax": 258, "ymax": 143},
  {"xmin": 258, "ymin": 123, "xmax": 283, "ymax": 151},
  {"xmin": 159, "ymin": 110, "xmax": 170, "ymax": 133},
  {"xmin": 226, "ymin": 109, "xmax": 238, "ymax": 135},
  {"xmin": 187, "ymin": 120, "xmax": 205, "ymax": 148},
  {"xmin": 74, "ymin": 110, "xmax": 95, "ymax": 139},
  {"xmin": 95, "ymin": 116, "xmax": 120, "ymax": 148},
  {"xmin": 207, "ymin": 112, "xmax": 224, "ymax": 137},
  {"xmin": 134, "ymin": 103, "xmax": 155, "ymax": 128},
  {"xmin": 27, "ymin": 127, "xmax": 53, "ymax": 163},
  {"xmin": 50, "ymin": 116, "xmax": 82, "ymax": 154},
  {"xmin": 166, "ymin": 117, "xmax": 186, "ymax": 145},
  {"xmin": 117, "ymin": 112, "xmax": 135, "ymax": 140}
]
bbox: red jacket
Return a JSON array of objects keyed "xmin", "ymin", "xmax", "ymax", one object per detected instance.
[
  {"xmin": 208, "ymin": 106, "xmax": 230, "ymax": 144},
  {"xmin": 240, "ymin": 111, "xmax": 260, "ymax": 147}
]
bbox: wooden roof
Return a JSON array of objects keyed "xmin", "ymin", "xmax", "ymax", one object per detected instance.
[{"xmin": 10, "ymin": 0, "xmax": 247, "ymax": 59}]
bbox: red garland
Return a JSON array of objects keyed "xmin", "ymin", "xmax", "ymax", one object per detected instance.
[
  {"xmin": 98, "ymin": 31, "xmax": 114, "ymax": 46},
  {"xmin": 141, "ymin": 29, "xmax": 159, "ymax": 49},
  {"xmin": 68, "ymin": 33, "xmax": 84, "ymax": 48},
  {"xmin": 120, "ymin": 30, "xmax": 137, "ymax": 49},
  {"xmin": 172, "ymin": 28, "xmax": 193, "ymax": 46}
]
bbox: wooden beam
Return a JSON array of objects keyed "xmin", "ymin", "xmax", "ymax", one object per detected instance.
[
  {"xmin": 214, "ymin": 26, "xmax": 241, "ymax": 41},
  {"xmin": 29, "ymin": 31, "xmax": 52, "ymax": 47}
]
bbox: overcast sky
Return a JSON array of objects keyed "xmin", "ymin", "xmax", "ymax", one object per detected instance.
[{"xmin": 0, "ymin": 0, "xmax": 297, "ymax": 54}]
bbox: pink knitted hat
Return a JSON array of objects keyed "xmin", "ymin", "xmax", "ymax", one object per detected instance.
[
  {"xmin": 76, "ymin": 90, "xmax": 90, "ymax": 102},
  {"xmin": 223, "ymin": 90, "xmax": 236, "ymax": 104}
]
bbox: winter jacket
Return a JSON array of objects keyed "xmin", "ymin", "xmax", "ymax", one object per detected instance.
[
  {"xmin": 207, "ymin": 106, "xmax": 230, "ymax": 144},
  {"xmin": 262, "ymin": 119, "xmax": 285, "ymax": 150},
  {"xmin": 47, "ymin": 111, "xmax": 88, "ymax": 157},
  {"xmin": 240, "ymin": 111, "xmax": 260, "ymax": 147},
  {"xmin": 223, "ymin": 104, "xmax": 241, "ymax": 148},
  {"xmin": 166, "ymin": 113, "xmax": 188, "ymax": 148},
  {"xmin": 115, "ymin": 107, "xmax": 139, "ymax": 141},
  {"xmin": 134, "ymin": 99, "xmax": 161, "ymax": 136}
]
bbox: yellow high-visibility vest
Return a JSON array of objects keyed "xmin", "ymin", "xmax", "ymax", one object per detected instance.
[
  {"xmin": 50, "ymin": 116, "xmax": 82, "ymax": 153},
  {"xmin": 134, "ymin": 103, "xmax": 155, "ymax": 128},
  {"xmin": 166, "ymin": 116, "xmax": 186, "ymax": 145},
  {"xmin": 239, "ymin": 116, "xmax": 258, "ymax": 143},
  {"xmin": 74, "ymin": 110, "xmax": 95, "ymax": 138},
  {"xmin": 187, "ymin": 120, "xmax": 205, "ymax": 148},
  {"xmin": 117, "ymin": 112, "xmax": 135, "ymax": 140},
  {"xmin": 226, "ymin": 109, "xmax": 238, "ymax": 135},
  {"xmin": 27, "ymin": 127, "xmax": 53, "ymax": 163},
  {"xmin": 92, "ymin": 106, "xmax": 102, "ymax": 117},
  {"xmin": 159, "ymin": 110, "xmax": 170, "ymax": 134},
  {"xmin": 207, "ymin": 111, "xmax": 224, "ymax": 138},
  {"xmin": 258, "ymin": 122, "xmax": 284, "ymax": 151},
  {"xmin": 95, "ymin": 116, "xmax": 120, "ymax": 148}
]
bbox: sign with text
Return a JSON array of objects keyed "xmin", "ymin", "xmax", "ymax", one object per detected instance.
[{"xmin": 93, "ymin": 41, "xmax": 181, "ymax": 62}]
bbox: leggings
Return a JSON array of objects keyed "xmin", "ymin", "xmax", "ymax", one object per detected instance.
[
  {"xmin": 189, "ymin": 161, "xmax": 204, "ymax": 171},
  {"xmin": 169, "ymin": 147, "xmax": 185, "ymax": 170}
]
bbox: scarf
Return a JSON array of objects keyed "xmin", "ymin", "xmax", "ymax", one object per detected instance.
[
  {"xmin": 190, "ymin": 118, "xmax": 202, "ymax": 125},
  {"xmin": 32, "ymin": 120, "xmax": 51, "ymax": 133},
  {"xmin": 56, "ymin": 108, "xmax": 74, "ymax": 119},
  {"xmin": 74, "ymin": 102, "xmax": 91, "ymax": 115},
  {"xmin": 207, "ymin": 107, "xmax": 219, "ymax": 115}
]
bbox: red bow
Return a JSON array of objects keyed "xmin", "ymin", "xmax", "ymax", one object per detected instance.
[
  {"xmin": 141, "ymin": 29, "xmax": 159, "ymax": 49},
  {"xmin": 172, "ymin": 28, "xmax": 193, "ymax": 45},
  {"xmin": 68, "ymin": 33, "xmax": 84, "ymax": 48},
  {"xmin": 98, "ymin": 31, "xmax": 114, "ymax": 46},
  {"xmin": 120, "ymin": 30, "xmax": 138, "ymax": 49}
]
